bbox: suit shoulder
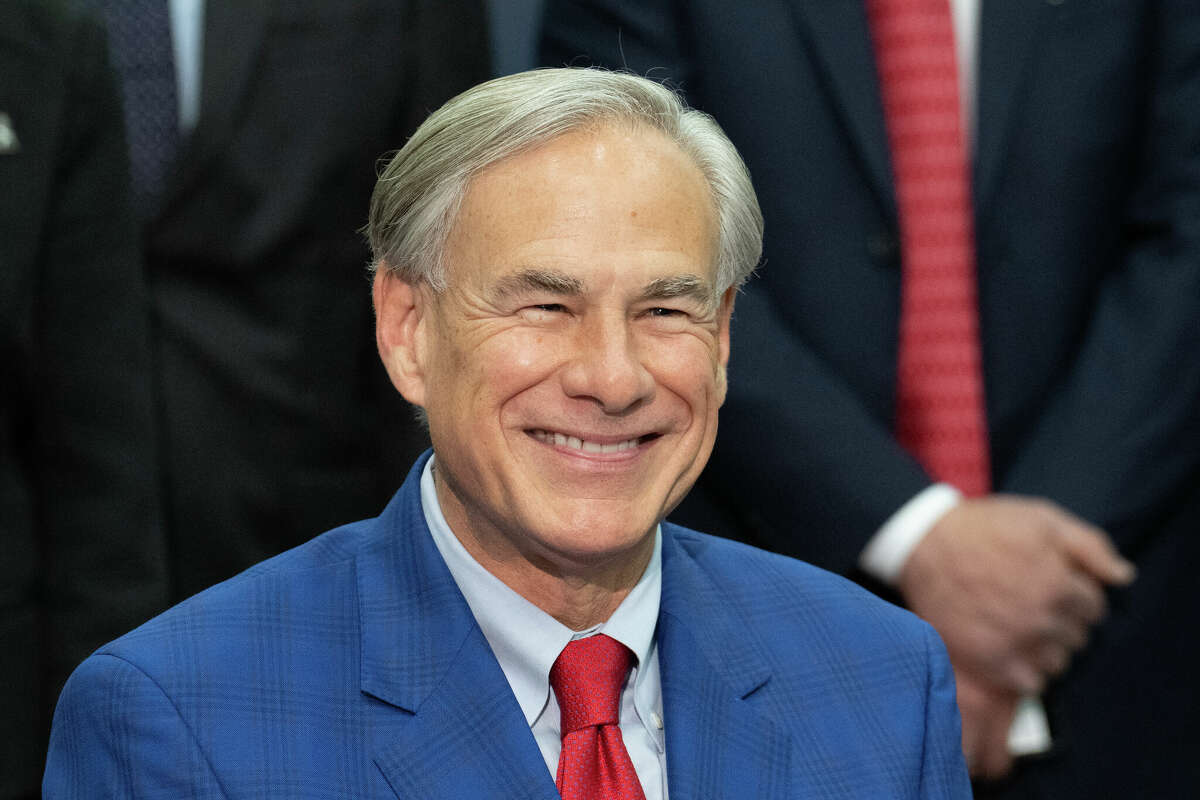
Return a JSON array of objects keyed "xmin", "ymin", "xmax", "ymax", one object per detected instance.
[
  {"xmin": 96, "ymin": 518, "xmax": 374, "ymax": 668},
  {"xmin": 47, "ymin": 512, "xmax": 406, "ymax": 797},
  {"xmin": 45, "ymin": 652, "xmax": 227, "ymax": 797}
]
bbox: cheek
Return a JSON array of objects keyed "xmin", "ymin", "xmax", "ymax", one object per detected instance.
[
  {"xmin": 503, "ymin": 332, "xmax": 552, "ymax": 372},
  {"xmin": 644, "ymin": 336, "xmax": 724, "ymax": 404},
  {"xmin": 471, "ymin": 330, "xmax": 569, "ymax": 409}
]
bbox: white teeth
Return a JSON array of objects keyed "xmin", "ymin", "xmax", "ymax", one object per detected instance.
[{"xmin": 532, "ymin": 429, "xmax": 640, "ymax": 453}]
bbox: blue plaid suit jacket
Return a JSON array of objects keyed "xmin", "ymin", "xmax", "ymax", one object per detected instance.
[{"xmin": 44, "ymin": 452, "xmax": 970, "ymax": 798}]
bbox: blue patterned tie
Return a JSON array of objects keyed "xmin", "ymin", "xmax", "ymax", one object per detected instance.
[{"xmin": 95, "ymin": 0, "xmax": 180, "ymax": 218}]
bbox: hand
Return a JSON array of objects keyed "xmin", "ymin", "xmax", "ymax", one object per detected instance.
[
  {"xmin": 955, "ymin": 668, "xmax": 1019, "ymax": 780},
  {"xmin": 898, "ymin": 495, "xmax": 1135, "ymax": 694}
]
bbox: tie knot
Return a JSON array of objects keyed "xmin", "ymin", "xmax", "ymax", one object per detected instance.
[{"xmin": 550, "ymin": 634, "xmax": 633, "ymax": 735}]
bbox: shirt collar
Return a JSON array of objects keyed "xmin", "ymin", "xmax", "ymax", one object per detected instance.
[{"xmin": 420, "ymin": 456, "xmax": 662, "ymax": 727}]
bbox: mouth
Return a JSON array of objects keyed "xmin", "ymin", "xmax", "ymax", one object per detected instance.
[{"xmin": 527, "ymin": 428, "xmax": 660, "ymax": 454}]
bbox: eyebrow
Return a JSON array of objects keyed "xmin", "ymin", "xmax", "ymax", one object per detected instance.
[
  {"xmin": 637, "ymin": 274, "xmax": 717, "ymax": 311},
  {"xmin": 489, "ymin": 268, "xmax": 717, "ymax": 309},
  {"xmin": 490, "ymin": 269, "xmax": 586, "ymax": 299}
]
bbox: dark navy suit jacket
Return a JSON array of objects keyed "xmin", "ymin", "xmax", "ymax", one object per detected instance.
[
  {"xmin": 543, "ymin": 3, "xmax": 1200, "ymax": 795},
  {"xmin": 45, "ymin": 453, "xmax": 970, "ymax": 798}
]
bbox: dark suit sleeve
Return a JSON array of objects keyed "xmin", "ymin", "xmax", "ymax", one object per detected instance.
[
  {"xmin": 33, "ymin": 12, "xmax": 167, "ymax": 712},
  {"xmin": 542, "ymin": 0, "xmax": 931, "ymax": 571},
  {"xmin": 999, "ymin": 1, "xmax": 1200, "ymax": 554}
]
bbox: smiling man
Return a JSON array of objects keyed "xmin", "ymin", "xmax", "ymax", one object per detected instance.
[{"xmin": 45, "ymin": 69, "xmax": 971, "ymax": 798}]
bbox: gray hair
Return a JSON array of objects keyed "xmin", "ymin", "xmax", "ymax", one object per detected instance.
[{"xmin": 367, "ymin": 68, "xmax": 762, "ymax": 293}]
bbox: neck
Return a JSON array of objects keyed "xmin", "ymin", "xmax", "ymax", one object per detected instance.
[
  {"xmin": 453, "ymin": 522, "xmax": 655, "ymax": 631},
  {"xmin": 432, "ymin": 455, "xmax": 657, "ymax": 633},
  {"xmin": 433, "ymin": 466, "xmax": 656, "ymax": 630}
]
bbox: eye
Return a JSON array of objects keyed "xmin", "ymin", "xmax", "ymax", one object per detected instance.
[
  {"xmin": 518, "ymin": 303, "xmax": 570, "ymax": 323},
  {"xmin": 640, "ymin": 305, "xmax": 695, "ymax": 332}
]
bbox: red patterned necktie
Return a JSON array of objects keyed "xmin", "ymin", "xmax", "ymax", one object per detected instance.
[
  {"xmin": 550, "ymin": 635, "xmax": 647, "ymax": 800},
  {"xmin": 869, "ymin": 0, "xmax": 992, "ymax": 496}
]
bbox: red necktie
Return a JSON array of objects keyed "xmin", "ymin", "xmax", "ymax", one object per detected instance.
[
  {"xmin": 869, "ymin": 0, "xmax": 992, "ymax": 496},
  {"xmin": 550, "ymin": 635, "xmax": 647, "ymax": 800}
]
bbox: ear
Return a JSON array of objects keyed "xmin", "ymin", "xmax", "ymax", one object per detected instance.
[
  {"xmin": 373, "ymin": 267, "xmax": 431, "ymax": 408},
  {"xmin": 715, "ymin": 286, "xmax": 736, "ymax": 405}
]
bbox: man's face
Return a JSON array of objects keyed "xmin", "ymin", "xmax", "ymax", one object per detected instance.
[{"xmin": 382, "ymin": 125, "xmax": 732, "ymax": 580}]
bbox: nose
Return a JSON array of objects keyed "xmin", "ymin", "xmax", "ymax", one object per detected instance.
[{"xmin": 560, "ymin": 314, "xmax": 655, "ymax": 414}]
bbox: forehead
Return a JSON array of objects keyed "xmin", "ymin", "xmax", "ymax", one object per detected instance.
[{"xmin": 443, "ymin": 125, "xmax": 719, "ymax": 289}]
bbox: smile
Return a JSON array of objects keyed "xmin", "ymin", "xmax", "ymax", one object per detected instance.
[{"xmin": 528, "ymin": 429, "xmax": 654, "ymax": 454}]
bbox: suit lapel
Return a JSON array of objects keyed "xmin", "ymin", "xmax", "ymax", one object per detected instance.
[
  {"xmin": 164, "ymin": 0, "xmax": 270, "ymax": 205},
  {"xmin": 973, "ymin": 0, "xmax": 1052, "ymax": 226},
  {"xmin": 356, "ymin": 455, "xmax": 558, "ymax": 800},
  {"xmin": 785, "ymin": 0, "xmax": 1053, "ymax": 235},
  {"xmin": 784, "ymin": 0, "xmax": 896, "ymax": 220},
  {"xmin": 369, "ymin": 629, "xmax": 560, "ymax": 800},
  {"xmin": 657, "ymin": 530, "xmax": 795, "ymax": 798}
]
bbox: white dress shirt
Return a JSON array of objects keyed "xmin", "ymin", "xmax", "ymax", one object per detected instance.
[
  {"xmin": 421, "ymin": 458, "xmax": 669, "ymax": 798},
  {"xmin": 168, "ymin": 0, "xmax": 204, "ymax": 132}
]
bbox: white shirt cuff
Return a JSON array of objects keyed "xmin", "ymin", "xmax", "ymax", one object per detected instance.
[
  {"xmin": 858, "ymin": 483, "xmax": 962, "ymax": 584},
  {"xmin": 1008, "ymin": 694, "xmax": 1053, "ymax": 756}
]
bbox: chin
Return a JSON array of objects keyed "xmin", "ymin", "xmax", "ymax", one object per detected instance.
[{"xmin": 533, "ymin": 504, "xmax": 659, "ymax": 561}]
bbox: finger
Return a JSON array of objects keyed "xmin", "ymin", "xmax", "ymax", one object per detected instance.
[
  {"xmin": 974, "ymin": 712, "xmax": 1016, "ymax": 780},
  {"xmin": 1036, "ymin": 614, "xmax": 1090, "ymax": 654},
  {"xmin": 960, "ymin": 714, "xmax": 981, "ymax": 776},
  {"xmin": 1003, "ymin": 656, "xmax": 1046, "ymax": 695},
  {"xmin": 1052, "ymin": 516, "xmax": 1136, "ymax": 586},
  {"xmin": 1056, "ymin": 569, "xmax": 1108, "ymax": 625},
  {"xmin": 954, "ymin": 670, "xmax": 1020, "ymax": 778},
  {"xmin": 976, "ymin": 739, "xmax": 1015, "ymax": 780},
  {"xmin": 1029, "ymin": 640, "xmax": 1072, "ymax": 678},
  {"xmin": 956, "ymin": 684, "xmax": 989, "ymax": 776}
]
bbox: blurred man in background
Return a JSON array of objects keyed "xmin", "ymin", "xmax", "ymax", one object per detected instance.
[
  {"xmin": 543, "ymin": 1, "xmax": 1200, "ymax": 796},
  {"xmin": 1, "ymin": 3, "xmax": 163, "ymax": 797},
  {"xmin": 83, "ymin": 0, "xmax": 490, "ymax": 600}
]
